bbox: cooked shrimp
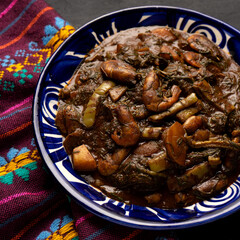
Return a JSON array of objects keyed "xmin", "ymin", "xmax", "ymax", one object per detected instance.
[
  {"xmin": 111, "ymin": 105, "xmax": 140, "ymax": 147},
  {"xmin": 187, "ymin": 34, "xmax": 222, "ymax": 60},
  {"xmin": 151, "ymin": 27, "xmax": 177, "ymax": 42},
  {"xmin": 98, "ymin": 148, "xmax": 130, "ymax": 176},
  {"xmin": 101, "ymin": 60, "xmax": 137, "ymax": 84},
  {"xmin": 142, "ymin": 70, "xmax": 182, "ymax": 112},
  {"xmin": 159, "ymin": 45, "xmax": 183, "ymax": 62},
  {"xmin": 183, "ymin": 51, "xmax": 203, "ymax": 68}
]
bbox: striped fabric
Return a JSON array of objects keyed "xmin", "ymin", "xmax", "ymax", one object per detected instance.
[{"xmin": 0, "ymin": 0, "xmax": 178, "ymax": 239}]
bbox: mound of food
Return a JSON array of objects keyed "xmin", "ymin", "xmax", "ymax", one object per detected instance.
[{"xmin": 56, "ymin": 26, "xmax": 240, "ymax": 209}]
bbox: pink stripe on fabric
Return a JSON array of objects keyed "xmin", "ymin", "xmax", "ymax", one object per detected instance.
[
  {"xmin": 0, "ymin": 0, "xmax": 18, "ymax": 19},
  {"xmin": 0, "ymin": 191, "xmax": 48, "ymax": 205},
  {"xmin": 75, "ymin": 212, "xmax": 93, "ymax": 227},
  {"xmin": 0, "ymin": 95, "xmax": 33, "ymax": 117}
]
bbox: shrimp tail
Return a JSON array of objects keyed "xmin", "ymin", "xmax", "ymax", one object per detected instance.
[{"xmin": 111, "ymin": 105, "xmax": 140, "ymax": 147}]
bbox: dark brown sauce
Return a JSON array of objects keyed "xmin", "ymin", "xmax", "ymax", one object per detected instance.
[{"xmin": 56, "ymin": 26, "xmax": 240, "ymax": 209}]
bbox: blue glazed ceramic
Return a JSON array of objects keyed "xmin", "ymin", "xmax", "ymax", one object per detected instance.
[{"xmin": 33, "ymin": 6, "xmax": 240, "ymax": 229}]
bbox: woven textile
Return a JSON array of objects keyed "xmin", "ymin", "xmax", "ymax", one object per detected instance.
[{"xmin": 0, "ymin": 0, "xmax": 179, "ymax": 239}]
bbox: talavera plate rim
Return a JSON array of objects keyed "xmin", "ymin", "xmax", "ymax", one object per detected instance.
[{"xmin": 33, "ymin": 6, "xmax": 240, "ymax": 230}]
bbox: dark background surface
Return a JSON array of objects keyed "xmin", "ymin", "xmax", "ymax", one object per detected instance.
[
  {"xmin": 45, "ymin": 0, "xmax": 240, "ymax": 239},
  {"xmin": 45, "ymin": 0, "xmax": 240, "ymax": 31}
]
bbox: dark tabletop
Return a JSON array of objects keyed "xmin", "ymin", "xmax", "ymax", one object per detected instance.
[
  {"xmin": 45, "ymin": 0, "xmax": 240, "ymax": 31},
  {"xmin": 45, "ymin": 0, "xmax": 240, "ymax": 239}
]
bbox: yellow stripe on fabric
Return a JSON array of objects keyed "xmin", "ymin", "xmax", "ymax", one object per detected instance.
[
  {"xmin": 46, "ymin": 220, "xmax": 78, "ymax": 240},
  {"xmin": 0, "ymin": 149, "xmax": 40, "ymax": 176},
  {"xmin": 46, "ymin": 25, "xmax": 75, "ymax": 52}
]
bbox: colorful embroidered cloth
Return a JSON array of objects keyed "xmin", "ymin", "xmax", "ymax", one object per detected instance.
[{"xmin": 0, "ymin": 0, "xmax": 179, "ymax": 239}]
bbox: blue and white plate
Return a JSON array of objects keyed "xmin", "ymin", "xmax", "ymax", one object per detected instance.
[{"xmin": 33, "ymin": 6, "xmax": 240, "ymax": 230}]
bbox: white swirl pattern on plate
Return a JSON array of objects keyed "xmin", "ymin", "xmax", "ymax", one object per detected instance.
[
  {"xmin": 195, "ymin": 179, "xmax": 240, "ymax": 213},
  {"xmin": 175, "ymin": 17, "xmax": 232, "ymax": 53}
]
